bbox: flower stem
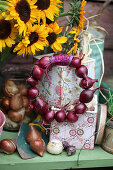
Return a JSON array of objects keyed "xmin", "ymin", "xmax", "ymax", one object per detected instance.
[
  {"xmin": 59, "ymin": 11, "xmax": 72, "ymax": 17},
  {"xmin": 76, "ymin": 116, "xmax": 113, "ymax": 166}
]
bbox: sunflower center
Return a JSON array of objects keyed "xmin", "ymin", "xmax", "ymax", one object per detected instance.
[
  {"xmin": 47, "ymin": 32, "xmax": 57, "ymax": 45},
  {"xmin": 36, "ymin": 0, "xmax": 50, "ymax": 10},
  {"xmin": 15, "ymin": 0, "xmax": 31, "ymax": 23},
  {"xmin": 0, "ymin": 19, "xmax": 11, "ymax": 39},
  {"xmin": 28, "ymin": 32, "xmax": 39, "ymax": 46}
]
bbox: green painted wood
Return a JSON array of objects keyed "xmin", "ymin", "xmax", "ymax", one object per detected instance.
[{"xmin": 0, "ymin": 130, "xmax": 113, "ymax": 170}]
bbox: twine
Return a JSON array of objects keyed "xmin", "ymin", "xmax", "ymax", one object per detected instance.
[{"xmin": 80, "ymin": 16, "xmax": 108, "ymax": 102}]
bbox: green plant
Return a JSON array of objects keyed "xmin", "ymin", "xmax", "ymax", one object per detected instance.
[{"xmin": 107, "ymin": 88, "xmax": 113, "ymax": 118}]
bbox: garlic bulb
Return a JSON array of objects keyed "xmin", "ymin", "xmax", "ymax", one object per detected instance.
[{"xmin": 47, "ymin": 140, "xmax": 63, "ymax": 155}]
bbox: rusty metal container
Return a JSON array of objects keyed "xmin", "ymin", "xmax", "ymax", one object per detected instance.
[{"xmin": 101, "ymin": 120, "xmax": 113, "ymax": 154}]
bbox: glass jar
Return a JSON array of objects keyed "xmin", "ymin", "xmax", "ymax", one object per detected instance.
[{"xmin": 0, "ymin": 71, "xmax": 34, "ymax": 131}]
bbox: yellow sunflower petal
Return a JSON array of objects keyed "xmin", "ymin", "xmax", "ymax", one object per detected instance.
[
  {"xmin": 0, "ymin": 41, "xmax": 3, "ymax": 52},
  {"xmin": 35, "ymin": 43, "xmax": 44, "ymax": 50},
  {"xmin": 6, "ymin": 0, "xmax": 39, "ymax": 35},
  {"xmin": 73, "ymin": 43, "xmax": 77, "ymax": 54},
  {"xmin": 67, "ymin": 47, "xmax": 74, "ymax": 55},
  {"xmin": 56, "ymin": 37, "xmax": 67, "ymax": 44},
  {"xmin": 53, "ymin": 41, "xmax": 62, "ymax": 51},
  {"xmin": 31, "ymin": 45, "xmax": 36, "ymax": 55},
  {"xmin": 45, "ymin": 10, "xmax": 54, "ymax": 21},
  {"xmin": 51, "ymin": 44, "xmax": 59, "ymax": 52}
]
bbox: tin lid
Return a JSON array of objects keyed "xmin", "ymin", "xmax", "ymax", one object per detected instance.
[{"xmin": 95, "ymin": 104, "xmax": 107, "ymax": 145}]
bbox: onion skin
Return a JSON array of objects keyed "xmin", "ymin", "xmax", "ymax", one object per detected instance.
[
  {"xmin": 74, "ymin": 103, "xmax": 87, "ymax": 114},
  {"xmin": 75, "ymin": 65, "xmax": 88, "ymax": 79},
  {"xmin": 26, "ymin": 126, "xmax": 42, "ymax": 143},
  {"xmin": 62, "ymin": 141, "xmax": 69, "ymax": 151},
  {"xmin": 67, "ymin": 145, "xmax": 76, "ymax": 156},
  {"xmin": 80, "ymin": 77, "xmax": 98, "ymax": 89},
  {"xmin": 70, "ymin": 56, "xmax": 82, "ymax": 68},
  {"xmin": 4, "ymin": 80, "xmax": 19, "ymax": 97},
  {"xmin": 28, "ymin": 87, "xmax": 39, "ymax": 99},
  {"xmin": 26, "ymin": 76, "xmax": 38, "ymax": 87},
  {"xmin": 25, "ymin": 107, "xmax": 32, "ymax": 116},
  {"xmin": 8, "ymin": 108, "xmax": 25, "ymax": 123},
  {"xmin": 10, "ymin": 93, "xmax": 23, "ymax": 111},
  {"xmin": 33, "ymin": 97, "xmax": 47, "ymax": 114},
  {"xmin": 44, "ymin": 110, "xmax": 55, "ymax": 123},
  {"xmin": 18, "ymin": 84, "xmax": 27, "ymax": 96},
  {"xmin": 32, "ymin": 66, "xmax": 44, "ymax": 81},
  {"xmin": 79, "ymin": 88, "xmax": 99, "ymax": 103},
  {"xmin": 47, "ymin": 140, "xmax": 63, "ymax": 155},
  {"xmin": 67, "ymin": 112, "xmax": 78, "ymax": 123},
  {"xmin": 22, "ymin": 96, "xmax": 29, "ymax": 108},
  {"xmin": 36, "ymin": 56, "xmax": 50, "ymax": 69},
  {"xmin": 30, "ymin": 139, "xmax": 45, "ymax": 157},
  {"xmin": 55, "ymin": 110, "xmax": 66, "ymax": 122},
  {"xmin": 0, "ymin": 139, "xmax": 16, "ymax": 154},
  {"xmin": 2, "ymin": 97, "xmax": 10, "ymax": 110}
]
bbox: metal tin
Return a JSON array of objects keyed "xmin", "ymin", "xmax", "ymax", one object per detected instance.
[
  {"xmin": 95, "ymin": 104, "xmax": 107, "ymax": 145},
  {"xmin": 89, "ymin": 27, "xmax": 105, "ymax": 96},
  {"xmin": 101, "ymin": 120, "xmax": 113, "ymax": 154}
]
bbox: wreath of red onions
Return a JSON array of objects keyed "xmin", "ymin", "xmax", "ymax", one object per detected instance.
[{"xmin": 26, "ymin": 54, "xmax": 98, "ymax": 124}]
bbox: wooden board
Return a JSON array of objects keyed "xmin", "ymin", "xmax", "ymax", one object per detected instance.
[{"xmin": 0, "ymin": 130, "xmax": 113, "ymax": 170}]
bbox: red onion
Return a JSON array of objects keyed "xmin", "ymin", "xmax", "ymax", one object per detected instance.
[
  {"xmin": 74, "ymin": 103, "xmax": 87, "ymax": 114},
  {"xmin": 44, "ymin": 110, "xmax": 55, "ymax": 123},
  {"xmin": 26, "ymin": 76, "xmax": 38, "ymax": 87},
  {"xmin": 35, "ymin": 56, "xmax": 50, "ymax": 69},
  {"xmin": 62, "ymin": 141, "xmax": 69, "ymax": 151},
  {"xmin": 80, "ymin": 77, "xmax": 98, "ymax": 89},
  {"xmin": 67, "ymin": 145, "xmax": 76, "ymax": 156},
  {"xmin": 67, "ymin": 112, "xmax": 78, "ymax": 123},
  {"xmin": 33, "ymin": 97, "xmax": 47, "ymax": 114},
  {"xmin": 79, "ymin": 88, "xmax": 99, "ymax": 103},
  {"xmin": 32, "ymin": 66, "xmax": 44, "ymax": 81},
  {"xmin": 55, "ymin": 110, "xmax": 66, "ymax": 122},
  {"xmin": 28, "ymin": 87, "xmax": 39, "ymax": 99},
  {"xmin": 75, "ymin": 65, "xmax": 88, "ymax": 79},
  {"xmin": 70, "ymin": 56, "xmax": 82, "ymax": 68}
]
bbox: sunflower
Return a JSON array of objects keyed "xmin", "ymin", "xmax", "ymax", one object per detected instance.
[
  {"xmin": 46, "ymin": 22, "xmax": 67, "ymax": 52},
  {"xmin": 13, "ymin": 24, "xmax": 48, "ymax": 56},
  {"xmin": 0, "ymin": 14, "xmax": 17, "ymax": 52},
  {"xmin": 78, "ymin": 0, "xmax": 86, "ymax": 30},
  {"xmin": 59, "ymin": 0, "xmax": 86, "ymax": 30},
  {"xmin": 35, "ymin": 0, "xmax": 62, "ymax": 24},
  {"xmin": 67, "ymin": 28, "xmax": 80, "ymax": 55},
  {"xmin": 4, "ymin": 0, "xmax": 38, "ymax": 35}
]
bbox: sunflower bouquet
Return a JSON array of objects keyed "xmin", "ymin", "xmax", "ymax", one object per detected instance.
[{"xmin": 0, "ymin": 0, "xmax": 86, "ymax": 60}]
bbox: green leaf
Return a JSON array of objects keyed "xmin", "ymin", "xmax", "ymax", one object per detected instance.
[
  {"xmin": 46, "ymin": 89, "xmax": 51, "ymax": 96},
  {"xmin": 64, "ymin": 78, "xmax": 71, "ymax": 82},
  {"xmin": 0, "ymin": 1, "xmax": 9, "ymax": 6},
  {"xmin": 58, "ymin": 81, "xmax": 61, "ymax": 85},
  {"xmin": 57, "ymin": 71, "xmax": 62, "ymax": 79},
  {"xmin": 41, "ymin": 82, "xmax": 45, "ymax": 87},
  {"xmin": 0, "ymin": 46, "xmax": 12, "ymax": 61}
]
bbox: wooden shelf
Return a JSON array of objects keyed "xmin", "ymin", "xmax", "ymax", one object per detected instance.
[{"xmin": 0, "ymin": 130, "xmax": 113, "ymax": 170}]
